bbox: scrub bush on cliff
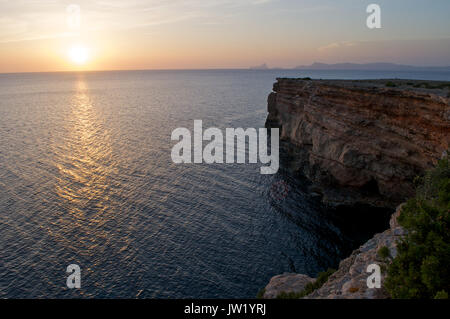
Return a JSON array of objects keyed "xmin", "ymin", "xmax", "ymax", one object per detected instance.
[{"xmin": 385, "ymin": 155, "xmax": 450, "ymax": 299}]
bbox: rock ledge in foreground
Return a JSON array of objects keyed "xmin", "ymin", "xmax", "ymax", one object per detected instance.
[
  {"xmin": 262, "ymin": 273, "xmax": 315, "ymax": 299},
  {"xmin": 263, "ymin": 204, "xmax": 406, "ymax": 299}
]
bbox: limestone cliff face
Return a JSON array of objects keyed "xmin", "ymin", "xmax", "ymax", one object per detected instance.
[{"xmin": 266, "ymin": 78, "xmax": 450, "ymax": 208}]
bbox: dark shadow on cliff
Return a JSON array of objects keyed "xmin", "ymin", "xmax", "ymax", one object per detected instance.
[{"xmin": 267, "ymin": 163, "xmax": 392, "ymax": 275}]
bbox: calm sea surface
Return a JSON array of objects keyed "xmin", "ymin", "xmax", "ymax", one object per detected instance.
[{"xmin": 0, "ymin": 69, "xmax": 449, "ymax": 298}]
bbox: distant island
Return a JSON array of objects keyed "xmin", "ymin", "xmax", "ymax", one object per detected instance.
[
  {"xmin": 250, "ymin": 62, "xmax": 450, "ymax": 71},
  {"xmin": 249, "ymin": 63, "xmax": 269, "ymax": 70}
]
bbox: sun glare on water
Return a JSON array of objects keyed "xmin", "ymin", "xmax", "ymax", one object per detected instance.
[{"xmin": 68, "ymin": 45, "xmax": 90, "ymax": 65}]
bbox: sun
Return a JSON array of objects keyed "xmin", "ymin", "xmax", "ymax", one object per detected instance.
[{"xmin": 68, "ymin": 45, "xmax": 90, "ymax": 65}]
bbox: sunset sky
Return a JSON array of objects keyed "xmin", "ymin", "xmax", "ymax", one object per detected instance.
[{"xmin": 1, "ymin": 0, "xmax": 450, "ymax": 73}]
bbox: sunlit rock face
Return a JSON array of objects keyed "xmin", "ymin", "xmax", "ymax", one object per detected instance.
[
  {"xmin": 266, "ymin": 78, "xmax": 450, "ymax": 208},
  {"xmin": 262, "ymin": 273, "xmax": 314, "ymax": 299}
]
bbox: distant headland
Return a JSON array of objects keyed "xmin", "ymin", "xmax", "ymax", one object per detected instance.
[{"xmin": 250, "ymin": 62, "xmax": 450, "ymax": 71}]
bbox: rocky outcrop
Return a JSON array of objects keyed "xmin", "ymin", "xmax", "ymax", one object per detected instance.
[
  {"xmin": 304, "ymin": 204, "xmax": 406, "ymax": 299},
  {"xmin": 262, "ymin": 273, "xmax": 314, "ymax": 299},
  {"xmin": 263, "ymin": 204, "xmax": 406, "ymax": 299},
  {"xmin": 266, "ymin": 78, "xmax": 450, "ymax": 208}
]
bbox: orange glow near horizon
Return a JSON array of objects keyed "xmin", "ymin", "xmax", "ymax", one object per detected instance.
[{"xmin": 0, "ymin": 1, "xmax": 450, "ymax": 73}]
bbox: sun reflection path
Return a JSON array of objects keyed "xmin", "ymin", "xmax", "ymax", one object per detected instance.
[{"xmin": 50, "ymin": 77, "xmax": 130, "ymax": 272}]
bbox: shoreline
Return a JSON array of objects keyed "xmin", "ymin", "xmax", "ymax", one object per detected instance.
[{"xmin": 261, "ymin": 77, "xmax": 450, "ymax": 298}]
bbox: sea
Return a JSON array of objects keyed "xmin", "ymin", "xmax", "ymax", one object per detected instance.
[{"xmin": 0, "ymin": 69, "xmax": 449, "ymax": 298}]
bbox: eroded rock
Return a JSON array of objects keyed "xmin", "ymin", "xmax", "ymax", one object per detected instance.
[
  {"xmin": 304, "ymin": 204, "xmax": 406, "ymax": 299},
  {"xmin": 263, "ymin": 204, "xmax": 407, "ymax": 299},
  {"xmin": 262, "ymin": 273, "xmax": 315, "ymax": 299},
  {"xmin": 266, "ymin": 78, "xmax": 450, "ymax": 207}
]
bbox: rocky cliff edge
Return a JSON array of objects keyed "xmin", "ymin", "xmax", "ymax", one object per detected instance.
[
  {"xmin": 266, "ymin": 78, "xmax": 450, "ymax": 208},
  {"xmin": 263, "ymin": 204, "xmax": 406, "ymax": 299}
]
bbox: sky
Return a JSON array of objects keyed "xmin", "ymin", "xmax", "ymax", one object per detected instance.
[{"xmin": 0, "ymin": 0, "xmax": 450, "ymax": 72}]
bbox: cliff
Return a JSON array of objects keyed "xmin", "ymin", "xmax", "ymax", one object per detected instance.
[
  {"xmin": 304, "ymin": 204, "xmax": 406, "ymax": 299},
  {"xmin": 262, "ymin": 204, "xmax": 406, "ymax": 299},
  {"xmin": 262, "ymin": 78, "xmax": 450, "ymax": 299},
  {"xmin": 266, "ymin": 78, "xmax": 450, "ymax": 208}
]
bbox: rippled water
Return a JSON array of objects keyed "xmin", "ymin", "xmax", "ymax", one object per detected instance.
[{"xmin": 0, "ymin": 69, "xmax": 447, "ymax": 298}]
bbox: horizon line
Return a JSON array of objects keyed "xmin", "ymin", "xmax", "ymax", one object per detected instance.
[{"xmin": 2, "ymin": 63, "xmax": 450, "ymax": 76}]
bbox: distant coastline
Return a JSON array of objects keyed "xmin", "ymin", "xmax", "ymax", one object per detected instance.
[{"xmin": 250, "ymin": 62, "xmax": 450, "ymax": 72}]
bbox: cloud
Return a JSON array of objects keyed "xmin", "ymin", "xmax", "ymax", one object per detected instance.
[
  {"xmin": 315, "ymin": 38, "xmax": 450, "ymax": 66},
  {"xmin": 318, "ymin": 41, "xmax": 355, "ymax": 52},
  {"xmin": 0, "ymin": 0, "xmax": 275, "ymax": 43}
]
